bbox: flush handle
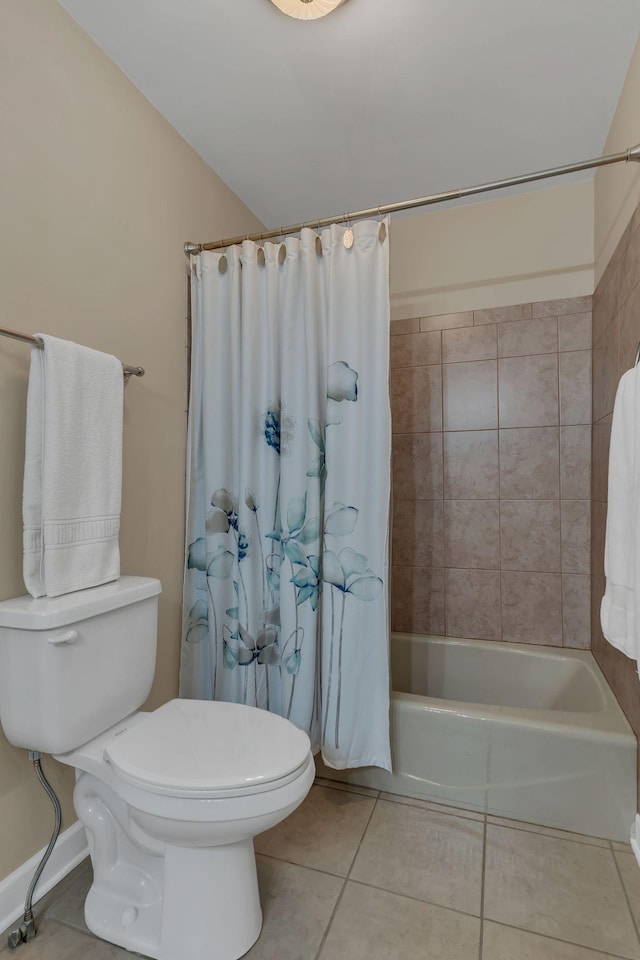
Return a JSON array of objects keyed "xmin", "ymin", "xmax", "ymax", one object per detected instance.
[{"xmin": 47, "ymin": 630, "xmax": 78, "ymax": 645}]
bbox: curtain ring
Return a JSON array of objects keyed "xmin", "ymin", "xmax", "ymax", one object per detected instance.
[{"xmin": 343, "ymin": 213, "xmax": 354, "ymax": 250}]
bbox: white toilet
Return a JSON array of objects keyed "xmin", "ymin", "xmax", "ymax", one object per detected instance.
[{"xmin": 0, "ymin": 577, "xmax": 314, "ymax": 960}]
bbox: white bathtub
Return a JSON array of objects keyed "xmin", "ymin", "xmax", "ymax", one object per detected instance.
[{"xmin": 316, "ymin": 634, "xmax": 637, "ymax": 841}]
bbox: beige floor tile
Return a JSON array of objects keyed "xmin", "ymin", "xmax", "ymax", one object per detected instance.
[
  {"xmin": 484, "ymin": 825, "xmax": 640, "ymax": 959},
  {"xmin": 379, "ymin": 791, "xmax": 484, "ymax": 822},
  {"xmin": 313, "ymin": 776, "xmax": 379, "ymax": 798},
  {"xmin": 483, "ymin": 921, "xmax": 624, "ymax": 959},
  {"xmin": 613, "ymin": 840, "xmax": 634, "ymax": 853},
  {"xmin": 0, "ymin": 919, "xmax": 130, "ymax": 958},
  {"xmin": 615, "ymin": 851, "xmax": 640, "ymax": 931},
  {"xmin": 350, "ymin": 799, "xmax": 484, "ymax": 915},
  {"xmin": 254, "ymin": 785, "xmax": 376, "ymax": 876},
  {"xmin": 319, "ymin": 881, "xmax": 480, "ymax": 960},
  {"xmin": 487, "ymin": 814, "xmax": 608, "ymax": 847},
  {"xmin": 245, "ymin": 857, "xmax": 343, "ymax": 960},
  {"xmin": 45, "ymin": 864, "xmax": 93, "ymax": 933}
]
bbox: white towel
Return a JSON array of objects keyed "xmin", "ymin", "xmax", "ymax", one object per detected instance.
[
  {"xmin": 601, "ymin": 366, "xmax": 640, "ymax": 661},
  {"xmin": 22, "ymin": 334, "xmax": 124, "ymax": 598}
]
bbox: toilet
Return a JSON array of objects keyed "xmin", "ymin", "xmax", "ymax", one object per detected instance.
[{"xmin": 0, "ymin": 577, "xmax": 314, "ymax": 960}]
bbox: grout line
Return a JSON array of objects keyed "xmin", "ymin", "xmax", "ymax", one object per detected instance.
[
  {"xmin": 312, "ymin": 878, "xmax": 349, "ymax": 960},
  {"xmin": 478, "ymin": 816, "xmax": 488, "ymax": 960},
  {"xmin": 376, "ymin": 793, "xmax": 485, "ymax": 824},
  {"xmin": 256, "ymin": 851, "xmax": 347, "ymax": 882},
  {"xmin": 486, "ymin": 818, "xmax": 610, "ymax": 850},
  {"xmin": 611, "ymin": 841, "xmax": 640, "ymax": 949},
  {"xmin": 346, "ymin": 877, "xmax": 482, "ymax": 921},
  {"xmin": 346, "ymin": 795, "xmax": 379, "ymax": 879},
  {"xmin": 313, "ymin": 796, "xmax": 379, "ymax": 960},
  {"xmin": 486, "ymin": 917, "xmax": 639, "ymax": 960}
]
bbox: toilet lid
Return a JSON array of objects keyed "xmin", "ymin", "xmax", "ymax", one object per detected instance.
[{"xmin": 104, "ymin": 699, "xmax": 311, "ymax": 797}]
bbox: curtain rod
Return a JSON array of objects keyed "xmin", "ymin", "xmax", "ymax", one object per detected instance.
[
  {"xmin": 184, "ymin": 143, "xmax": 640, "ymax": 257},
  {"xmin": 0, "ymin": 326, "xmax": 144, "ymax": 379}
]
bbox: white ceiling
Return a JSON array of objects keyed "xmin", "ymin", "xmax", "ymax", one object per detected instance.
[{"xmin": 58, "ymin": 0, "xmax": 640, "ymax": 230}]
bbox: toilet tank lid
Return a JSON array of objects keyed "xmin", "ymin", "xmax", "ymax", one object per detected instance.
[{"xmin": 0, "ymin": 577, "xmax": 162, "ymax": 630}]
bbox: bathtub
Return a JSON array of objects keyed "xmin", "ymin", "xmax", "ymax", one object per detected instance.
[{"xmin": 316, "ymin": 634, "xmax": 637, "ymax": 841}]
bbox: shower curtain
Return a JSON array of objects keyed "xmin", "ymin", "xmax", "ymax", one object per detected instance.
[{"xmin": 180, "ymin": 219, "xmax": 391, "ymax": 770}]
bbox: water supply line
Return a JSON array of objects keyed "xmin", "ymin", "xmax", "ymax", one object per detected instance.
[{"xmin": 7, "ymin": 753, "xmax": 62, "ymax": 950}]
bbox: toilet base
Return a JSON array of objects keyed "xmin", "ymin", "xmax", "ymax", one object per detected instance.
[
  {"xmin": 84, "ymin": 838, "xmax": 262, "ymax": 960},
  {"xmin": 75, "ymin": 772, "xmax": 265, "ymax": 960}
]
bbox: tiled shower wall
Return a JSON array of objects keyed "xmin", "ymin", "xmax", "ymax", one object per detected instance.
[
  {"xmin": 591, "ymin": 202, "xmax": 640, "ymax": 780},
  {"xmin": 390, "ymin": 297, "xmax": 593, "ymax": 647}
]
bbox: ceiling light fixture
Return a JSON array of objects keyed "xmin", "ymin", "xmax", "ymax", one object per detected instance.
[{"xmin": 268, "ymin": 0, "xmax": 349, "ymax": 20}]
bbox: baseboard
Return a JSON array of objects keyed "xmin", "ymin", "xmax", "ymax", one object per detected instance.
[
  {"xmin": 630, "ymin": 814, "xmax": 640, "ymax": 867},
  {"xmin": 0, "ymin": 820, "xmax": 88, "ymax": 934}
]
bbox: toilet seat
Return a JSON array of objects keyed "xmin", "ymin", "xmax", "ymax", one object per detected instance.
[{"xmin": 104, "ymin": 699, "xmax": 312, "ymax": 800}]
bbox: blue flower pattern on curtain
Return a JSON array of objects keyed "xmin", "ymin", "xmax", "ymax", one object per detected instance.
[{"xmin": 184, "ymin": 362, "xmax": 382, "ymax": 749}]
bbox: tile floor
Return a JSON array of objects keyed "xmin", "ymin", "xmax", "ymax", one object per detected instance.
[{"xmin": 2, "ymin": 777, "xmax": 640, "ymax": 959}]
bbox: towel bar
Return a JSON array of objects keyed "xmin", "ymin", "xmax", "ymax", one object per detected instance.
[{"xmin": 0, "ymin": 325, "xmax": 144, "ymax": 378}]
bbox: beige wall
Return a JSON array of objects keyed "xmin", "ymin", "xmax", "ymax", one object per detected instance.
[
  {"xmin": 595, "ymin": 35, "xmax": 640, "ymax": 284},
  {"xmin": 0, "ymin": 0, "xmax": 262, "ymax": 882},
  {"xmin": 389, "ymin": 179, "xmax": 594, "ymax": 322}
]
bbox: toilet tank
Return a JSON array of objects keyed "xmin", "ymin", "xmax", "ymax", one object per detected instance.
[{"xmin": 0, "ymin": 576, "xmax": 161, "ymax": 755}]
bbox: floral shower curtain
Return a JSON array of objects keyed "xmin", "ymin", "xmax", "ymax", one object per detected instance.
[{"xmin": 180, "ymin": 220, "xmax": 391, "ymax": 770}]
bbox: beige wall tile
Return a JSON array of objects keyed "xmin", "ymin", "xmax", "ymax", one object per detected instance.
[
  {"xmin": 442, "ymin": 324, "xmax": 497, "ymax": 363},
  {"xmin": 561, "ymin": 500, "xmax": 591, "ymax": 575},
  {"xmin": 559, "ymin": 350, "xmax": 592, "ymax": 425},
  {"xmin": 420, "ymin": 312, "xmax": 473, "ymax": 332},
  {"xmin": 562, "ymin": 574, "xmax": 591, "ymax": 649},
  {"xmin": 391, "ymin": 364, "xmax": 443, "ymax": 432},
  {"xmin": 617, "ymin": 279, "xmax": 640, "ymax": 380},
  {"xmin": 444, "ymin": 500, "xmax": 501, "ymax": 569},
  {"xmin": 592, "ymin": 316, "xmax": 619, "ymax": 423},
  {"xmin": 474, "ymin": 303, "xmax": 532, "ymax": 325},
  {"xmin": 443, "ymin": 360, "xmax": 498, "ymax": 430},
  {"xmin": 392, "ymin": 499, "xmax": 444, "ymax": 567},
  {"xmin": 499, "ymin": 427, "xmax": 560, "ymax": 499},
  {"xmin": 591, "ymin": 500, "xmax": 607, "ymax": 588},
  {"xmin": 558, "ymin": 312, "xmax": 592, "ymax": 352},
  {"xmin": 498, "ymin": 354, "xmax": 559, "ymax": 428},
  {"xmin": 532, "ymin": 296, "xmax": 592, "ymax": 318},
  {"xmin": 390, "ymin": 565, "xmax": 445, "ymax": 635},
  {"xmin": 390, "ymin": 317, "xmax": 419, "ymax": 336},
  {"xmin": 591, "ymin": 416, "xmax": 611, "ymax": 503},
  {"xmin": 445, "ymin": 569, "xmax": 501, "ymax": 640},
  {"xmin": 560, "ymin": 425, "xmax": 591, "ymax": 500},
  {"xmin": 497, "ymin": 316, "xmax": 558, "ymax": 357},
  {"xmin": 390, "ymin": 330, "xmax": 441, "ymax": 368},
  {"xmin": 443, "ymin": 430, "xmax": 499, "ymax": 499},
  {"xmin": 592, "ymin": 262, "xmax": 620, "ymax": 346},
  {"xmin": 501, "ymin": 572, "xmax": 563, "ymax": 644},
  {"xmin": 619, "ymin": 219, "xmax": 640, "ymax": 309},
  {"xmin": 393, "ymin": 433, "xmax": 444, "ymax": 500},
  {"xmin": 500, "ymin": 500, "xmax": 561, "ymax": 573}
]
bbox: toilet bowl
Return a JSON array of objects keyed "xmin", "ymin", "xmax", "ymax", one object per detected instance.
[
  {"xmin": 57, "ymin": 699, "xmax": 314, "ymax": 960},
  {"xmin": 0, "ymin": 577, "xmax": 314, "ymax": 960}
]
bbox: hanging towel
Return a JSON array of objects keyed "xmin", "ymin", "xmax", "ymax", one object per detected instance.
[
  {"xmin": 22, "ymin": 334, "xmax": 124, "ymax": 598},
  {"xmin": 601, "ymin": 365, "xmax": 640, "ymax": 662}
]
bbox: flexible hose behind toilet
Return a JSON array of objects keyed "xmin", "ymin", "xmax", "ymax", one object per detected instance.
[{"xmin": 7, "ymin": 753, "xmax": 62, "ymax": 950}]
